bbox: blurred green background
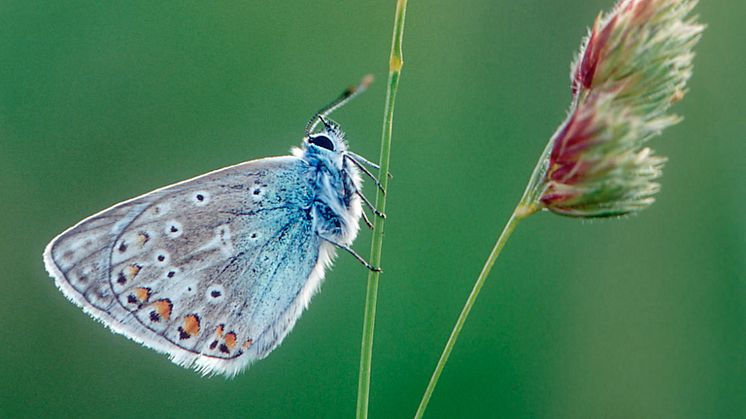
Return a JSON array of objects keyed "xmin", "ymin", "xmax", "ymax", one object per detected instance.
[{"xmin": 1, "ymin": 1, "xmax": 743, "ymax": 418}]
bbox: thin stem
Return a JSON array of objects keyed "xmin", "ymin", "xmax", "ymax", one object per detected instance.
[
  {"xmin": 355, "ymin": 1, "xmax": 408, "ymax": 418},
  {"xmin": 414, "ymin": 136, "xmax": 550, "ymax": 417},
  {"xmin": 414, "ymin": 207, "xmax": 526, "ymax": 419}
]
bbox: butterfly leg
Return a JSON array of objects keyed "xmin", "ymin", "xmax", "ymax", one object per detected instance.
[
  {"xmin": 344, "ymin": 172, "xmax": 385, "ymax": 218},
  {"xmin": 320, "ymin": 236, "xmax": 381, "ymax": 272},
  {"xmin": 344, "ymin": 156, "xmax": 385, "ymax": 195},
  {"xmin": 355, "ymin": 187, "xmax": 386, "ymax": 219},
  {"xmin": 360, "ymin": 209, "xmax": 374, "ymax": 230},
  {"xmin": 347, "ymin": 152, "xmax": 393, "ymax": 179}
]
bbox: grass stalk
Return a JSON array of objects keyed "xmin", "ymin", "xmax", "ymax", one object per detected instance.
[
  {"xmin": 355, "ymin": 0, "xmax": 408, "ymax": 418},
  {"xmin": 414, "ymin": 208, "xmax": 524, "ymax": 418},
  {"xmin": 414, "ymin": 143, "xmax": 549, "ymax": 417}
]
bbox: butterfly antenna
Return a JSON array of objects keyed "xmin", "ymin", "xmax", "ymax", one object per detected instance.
[{"xmin": 305, "ymin": 74, "xmax": 374, "ymax": 137}]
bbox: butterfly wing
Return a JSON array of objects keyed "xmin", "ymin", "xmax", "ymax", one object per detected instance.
[{"xmin": 44, "ymin": 156, "xmax": 336, "ymax": 377}]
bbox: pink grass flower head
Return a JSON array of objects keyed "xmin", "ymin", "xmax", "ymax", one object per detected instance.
[{"xmin": 538, "ymin": 0, "xmax": 704, "ymax": 218}]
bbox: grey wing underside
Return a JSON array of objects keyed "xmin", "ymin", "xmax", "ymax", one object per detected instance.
[{"xmin": 44, "ymin": 156, "xmax": 335, "ymax": 377}]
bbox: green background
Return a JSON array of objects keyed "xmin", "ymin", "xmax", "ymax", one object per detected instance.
[{"xmin": 1, "ymin": 1, "xmax": 743, "ymax": 418}]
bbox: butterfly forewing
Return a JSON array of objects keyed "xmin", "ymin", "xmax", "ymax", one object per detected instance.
[{"xmin": 44, "ymin": 156, "xmax": 329, "ymax": 376}]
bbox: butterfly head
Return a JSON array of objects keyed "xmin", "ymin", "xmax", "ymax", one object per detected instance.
[{"xmin": 303, "ymin": 116, "xmax": 348, "ymax": 157}]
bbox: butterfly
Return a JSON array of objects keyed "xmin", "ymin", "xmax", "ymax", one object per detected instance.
[{"xmin": 43, "ymin": 76, "xmax": 384, "ymax": 377}]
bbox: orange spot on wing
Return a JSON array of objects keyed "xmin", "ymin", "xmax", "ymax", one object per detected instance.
[
  {"xmin": 136, "ymin": 232, "xmax": 150, "ymax": 246},
  {"xmin": 224, "ymin": 332, "xmax": 237, "ymax": 351},
  {"xmin": 128, "ymin": 264, "xmax": 142, "ymax": 278},
  {"xmin": 216, "ymin": 324, "xmax": 224, "ymax": 338},
  {"xmin": 134, "ymin": 287, "xmax": 151, "ymax": 303},
  {"xmin": 153, "ymin": 299, "xmax": 173, "ymax": 321},
  {"xmin": 242, "ymin": 338, "xmax": 254, "ymax": 350},
  {"xmin": 182, "ymin": 314, "xmax": 200, "ymax": 337}
]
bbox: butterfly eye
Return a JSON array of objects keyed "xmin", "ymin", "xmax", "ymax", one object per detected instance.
[{"xmin": 308, "ymin": 135, "xmax": 335, "ymax": 151}]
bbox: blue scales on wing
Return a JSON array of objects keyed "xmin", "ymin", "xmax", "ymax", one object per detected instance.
[{"xmin": 44, "ymin": 156, "xmax": 333, "ymax": 376}]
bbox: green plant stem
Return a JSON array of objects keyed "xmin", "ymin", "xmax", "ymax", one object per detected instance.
[
  {"xmin": 414, "ymin": 137, "xmax": 550, "ymax": 417},
  {"xmin": 414, "ymin": 208, "xmax": 523, "ymax": 418},
  {"xmin": 356, "ymin": 1, "xmax": 407, "ymax": 418}
]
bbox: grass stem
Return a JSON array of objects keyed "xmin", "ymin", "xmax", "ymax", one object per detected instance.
[
  {"xmin": 355, "ymin": 1, "xmax": 408, "ymax": 418},
  {"xmin": 413, "ymin": 119, "xmax": 553, "ymax": 417},
  {"xmin": 414, "ymin": 207, "xmax": 528, "ymax": 418}
]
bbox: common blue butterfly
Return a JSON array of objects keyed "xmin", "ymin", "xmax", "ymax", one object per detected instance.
[{"xmin": 43, "ymin": 76, "xmax": 382, "ymax": 377}]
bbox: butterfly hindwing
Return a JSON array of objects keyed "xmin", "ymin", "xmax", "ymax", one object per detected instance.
[{"xmin": 44, "ymin": 156, "xmax": 333, "ymax": 376}]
